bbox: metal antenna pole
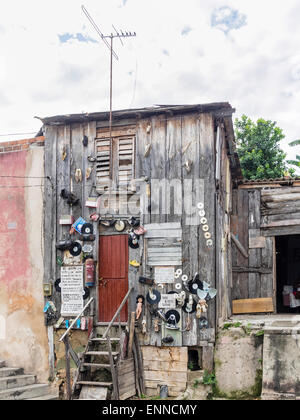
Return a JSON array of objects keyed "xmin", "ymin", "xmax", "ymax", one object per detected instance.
[{"xmin": 82, "ymin": 5, "xmax": 136, "ymax": 184}]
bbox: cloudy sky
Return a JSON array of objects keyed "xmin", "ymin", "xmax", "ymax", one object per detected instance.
[{"xmin": 1, "ymin": 0, "xmax": 300, "ymax": 161}]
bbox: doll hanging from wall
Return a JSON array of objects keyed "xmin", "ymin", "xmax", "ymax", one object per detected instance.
[
  {"xmin": 136, "ymin": 295, "xmax": 145, "ymax": 320},
  {"xmin": 196, "ymin": 299, "xmax": 208, "ymax": 318}
]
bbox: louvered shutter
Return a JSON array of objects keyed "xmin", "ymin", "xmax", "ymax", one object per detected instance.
[
  {"xmin": 96, "ymin": 138, "xmax": 111, "ymax": 193},
  {"xmin": 117, "ymin": 136, "xmax": 135, "ymax": 190}
]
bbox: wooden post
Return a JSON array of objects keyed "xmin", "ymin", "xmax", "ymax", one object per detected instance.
[
  {"xmin": 128, "ymin": 312, "xmax": 135, "ymax": 357},
  {"xmin": 107, "ymin": 335, "xmax": 119, "ymax": 400},
  {"xmin": 64, "ymin": 335, "xmax": 72, "ymax": 400}
]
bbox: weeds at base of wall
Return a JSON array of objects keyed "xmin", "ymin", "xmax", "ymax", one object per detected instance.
[{"xmin": 209, "ymin": 368, "xmax": 263, "ymax": 400}]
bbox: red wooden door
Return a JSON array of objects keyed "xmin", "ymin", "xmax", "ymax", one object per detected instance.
[{"xmin": 98, "ymin": 235, "xmax": 128, "ymax": 322}]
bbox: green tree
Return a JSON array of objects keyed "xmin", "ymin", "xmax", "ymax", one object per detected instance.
[
  {"xmin": 235, "ymin": 115, "xmax": 294, "ymax": 180},
  {"xmin": 287, "ymin": 139, "xmax": 300, "ymax": 170}
]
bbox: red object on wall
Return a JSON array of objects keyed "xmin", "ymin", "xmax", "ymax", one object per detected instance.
[
  {"xmin": 85, "ymin": 258, "xmax": 95, "ymax": 287},
  {"xmin": 98, "ymin": 235, "xmax": 128, "ymax": 322}
]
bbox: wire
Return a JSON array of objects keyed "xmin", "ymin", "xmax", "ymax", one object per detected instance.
[
  {"xmin": 0, "ymin": 185, "xmax": 44, "ymax": 188},
  {"xmin": 0, "ymin": 176, "xmax": 50, "ymax": 179},
  {"xmin": 0, "ymin": 131, "xmax": 37, "ymax": 137}
]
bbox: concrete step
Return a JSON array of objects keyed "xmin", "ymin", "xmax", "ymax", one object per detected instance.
[
  {"xmin": 0, "ymin": 375, "xmax": 36, "ymax": 391},
  {"xmin": 27, "ymin": 393, "xmax": 59, "ymax": 400},
  {"xmin": 0, "ymin": 383, "xmax": 51, "ymax": 400},
  {"xmin": 0, "ymin": 367, "xmax": 24, "ymax": 378},
  {"xmin": 0, "ymin": 361, "xmax": 5, "ymax": 368}
]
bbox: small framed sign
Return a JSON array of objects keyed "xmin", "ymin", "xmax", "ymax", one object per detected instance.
[
  {"xmin": 61, "ymin": 265, "xmax": 84, "ymax": 316},
  {"xmin": 155, "ymin": 266, "xmax": 175, "ymax": 284},
  {"xmin": 158, "ymin": 293, "xmax": 176, "ymax": 309}
]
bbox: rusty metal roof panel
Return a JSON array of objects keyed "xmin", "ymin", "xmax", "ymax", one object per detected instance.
[{"xmin": 36, "ymin": 102, "xmax": 235, "ymax": 126}]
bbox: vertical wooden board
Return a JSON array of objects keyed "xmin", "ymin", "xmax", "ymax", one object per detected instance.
[
  {"xmin": 202, "ymin": 345, "xmax": 214, "ymax": 373},
  {"xmin": 70, "ymin": 124, "xmax": 84, "ymax": 225},
  {"xmin": 235, "ymin": 189, "xmax": 249, "ymax": 299},
  {"xmin": 248, "ymin": 228, "xmax": 261, "ymax": 298},
  {"xmin": 149, "ymin": 116, "xmax": 167, "ymax": 224},
  {"xmin": 166, "ymin": 117, "xmax": 183, "ymax": 224},
  {"xmin": 261, "ymin": 237, "xmax": 274, "ymax": 298},
  {"xmin": 198, "ymin": 113, "xmax": 216, "ymax": 328},
  {"xmin": 136, "ymin": 119, "xmax": 150, "ymax": 225},
  {"xmin": 181, "ymin": 114, "xmax": 200, "ymax": 346}
]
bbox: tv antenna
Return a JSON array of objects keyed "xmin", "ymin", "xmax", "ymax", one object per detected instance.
[{"xmin": 82, "ymin": 5, "xmax": 136, "ymax": 179}]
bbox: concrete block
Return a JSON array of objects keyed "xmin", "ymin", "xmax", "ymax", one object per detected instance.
[
  {"xmin": 214, "ymin": 327, "xmax": 263, "ymax": 397},
  {"xmin": 0, "ymin": 375, "xmax": 36, "ymax": 391},
  {"xmin": 0, "ymin": 384, "xmax": 51, "ymax": 400},
  {"xmin": 0, "ymin": 367, "xmax": 24, "ymax": 378},
  {"xmin": 262, "ymin": 333, "xmax": 300, "ymax": 397}
]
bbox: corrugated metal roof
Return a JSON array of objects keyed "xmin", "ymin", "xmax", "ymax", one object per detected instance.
[
  {"xmin": 240, "ymin": 177, "xmax": 300, "ymax": 186},
  {"xmin": 36, "ymin": 102, "xmax": 235, "ymax": 126}
]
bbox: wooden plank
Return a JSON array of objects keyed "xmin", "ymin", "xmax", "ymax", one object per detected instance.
[
  {"xmin": 143, "ymin": 360, "xmax": 187, "ymax": 372},
  {"xmin": 202, "ymin": 346, "xmax": 214, "ymax": 374},
  {"xmin": 230, "ymin": 233, "xmax": 249, "ymax": 258},
  {"xmin": 145, "ymin": 380, "xmax": 186, "ymax": 390},
  {"xmin": 232, "ymin": 298, "xmax": 274, "ymax": 314},
  {"xmin": 144, "ymin": 222, "xmax": 181, "ymax": 231},
  {"xmin": 261, "ymin": 187, "xmax": 300, "ymax": 196},
  {"xmin": 261, "ymin": 219, "xmax": 300, "ymax": 228},
  {"xmin": 145, "ymin": 385, "xmax": 185, "ymax": 397},
  {"xmin": 141, "ymin": 346, "xmax": 188, "ymax": 362},
  {"xmin": 249, "ymin": 236, "xmax": 266, "ymax": 249},
  {"xmin": 262, "ymin": 193, "xmax": 300, "ymax": 202},
  {"xmin": 144, "ymin": 370, "xmax": 187, "ymax": 383},
  {"xmin": 119, "ymin": 387, "xmax": 137, "ymax": 401},
  {"xmin": 232, "ymin": 267, "xmax": 272, "ymax": 274},
  {"xmin": 262, "ymin": 225, "xmax": 300, "ymax": 237},
  {"xmin": 128, "ymin": 312, "xmax": 135, "ymax": 357},
  {"xmin": 144, "ymin": 229, "xmax": 182, "ymax": 238}
]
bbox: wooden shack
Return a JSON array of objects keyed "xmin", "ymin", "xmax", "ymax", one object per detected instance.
[
  {"xmin": 231, "ymin": 178, "xmax": 300, "ymax": 315},
  {"xmin": 40, "ymin": 103, "xmax": 242, "ymax": 397}
]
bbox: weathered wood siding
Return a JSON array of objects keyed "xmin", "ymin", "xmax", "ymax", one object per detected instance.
[
  {"xmin": 141, "ymin": 346, "xmax": 188, "ymax": 397},
  {"xmin": 44, "ymin": 111, "xmax": 236, "ymax": 347},
  {"xmin": 231, "ymin": 187, "xmax": 274, "ymax": 305},
  {"xmin": 261, "ymin": 186, "xmax": 300, "ymax": 236}
]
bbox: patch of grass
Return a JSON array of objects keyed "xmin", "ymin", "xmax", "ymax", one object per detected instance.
[
  {"xmin": 202, "ymin": 371, "xmax": 217, "ymax": 386},
  {"xmin": 255, "ymin": 330, "xmax": 264, "ymax": 337},
  {"xmin": 242, "ymin": 323, "xmax": 252, "ymax": 335},
  {"xmin": 222, "ymin": 322, "xmax": 242, "ymax": 331},
  {"xmin": 193, "ymin": 379, "xmax": 200, "ymax": 389}
]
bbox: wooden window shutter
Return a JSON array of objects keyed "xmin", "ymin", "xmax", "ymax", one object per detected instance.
[
  {"xmin": 95, "ymin": 138, "xmax": 111, "ymax": 193},
  {"xmin": 116, "ymin": 136, "xmax": 135, "ymax": 190}
]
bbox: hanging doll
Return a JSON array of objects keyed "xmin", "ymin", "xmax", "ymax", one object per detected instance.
[
  {"xmin": 136, "ymin": 295, "xmax": 145, "ymax": 320},
  {"xmin": 196, "ymin": 299, "xmax": 208, "ymax": 318}
]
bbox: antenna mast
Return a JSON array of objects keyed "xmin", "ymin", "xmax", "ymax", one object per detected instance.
[{"xmin": 82, "ymin": 5, "xmax": 136, "ymax": 180}]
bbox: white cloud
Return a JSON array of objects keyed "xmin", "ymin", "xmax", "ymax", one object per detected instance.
[{"xmin": 0, "ymin": 0, "xmax": 299, "ymax": 168}]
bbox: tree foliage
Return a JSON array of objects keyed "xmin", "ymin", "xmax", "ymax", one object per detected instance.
[
  {"xmin": 287, "ymin": 139, "xmax": 300, "ymax": 170},
  {"xmin": 234, "ymin": 115, "xmax": 294, "ymax": 180}
]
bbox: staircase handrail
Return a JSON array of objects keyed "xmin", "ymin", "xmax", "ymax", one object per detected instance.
[
  {"xmin": 59, "ymin": 297, "xmax": 94, "ymax": 342},
  {"xmin": 102, "ymin": 287, "xmax": 134, "ymax": 339}
]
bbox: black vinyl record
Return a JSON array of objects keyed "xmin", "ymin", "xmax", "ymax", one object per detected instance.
[
  {"xmin": 55, "ymin": 278, "xmax": 61, "ymax": 293},
  {"xmin": 82, "ymin": 223, "xmax": 94, "ymax": 235},
  {"xmin": 69, "ymin": 241, "xmax": 82, "ymax": 257},
  {"xmin": 188, "ymin": 277, "xmax": 204, "ymax": 294},
  {"xmin": 146, "ymin": 289, "xmax": 161, "ymax": 305},
  {"xmin": 165, "ymin": 309, "xmax": 180, "ymax": 324},
  {"xmin": 83, "ymin": 287, "xmax": 90, "ymax": 300},
  {"xmin": 128, "ymin": 234, "xmax": 139, "ymax": 249},
  {"xmin": 182, "ymin": 298, "xmax": 197, "ymax": 314}
]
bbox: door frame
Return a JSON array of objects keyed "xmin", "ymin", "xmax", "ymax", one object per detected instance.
[{"xmin": 96, "ymin": 233, "xmax": 129, "ymax": 323}]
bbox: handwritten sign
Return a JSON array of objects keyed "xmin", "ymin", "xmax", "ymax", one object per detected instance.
[
  {"xmin": 61, "ymin": 266, "xmax": 84, "ymax": 316},
  {"xmin": 158, "ymin": 293, "xmax": 176, "ymax": 309},
  {"xmin": 155, "ymin": 267, "xmax": 175, "ymax": 284}
]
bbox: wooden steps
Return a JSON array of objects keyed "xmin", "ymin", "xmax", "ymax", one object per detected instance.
[
  {"xmin": 90, "ymin": 338, "xmax": 120, "ymax": 342},
  {"xmin": 77, "ymin": 381, "xmax": 112, "ymax": 387},
  {"xmin": 82, "ymin": 363, "xmax": 111, "ymax": 369},
  {"xmin": 85, "ymin": 351, "xmax": 118, "ymax": 357}
]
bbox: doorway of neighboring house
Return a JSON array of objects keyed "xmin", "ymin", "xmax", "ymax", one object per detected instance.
[
  {"xmin": 98, "ymin": 235, "xmax": 129, "ymax": 322},
  {"xmin": 275, "ymin": 235, "xmax": 300, "ymax": 314}
]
